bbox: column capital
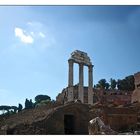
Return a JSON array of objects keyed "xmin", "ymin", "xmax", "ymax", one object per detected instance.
[
  {"xmin": 88, "ymin": 64, "xmax": 94, "ymax": 68},
  {"xmin": 79, "ymin": 63, "xmax": 84, "ymax": 67},
  {"xmin": 68, "ymin": 59, "xmax": 74, "ymax": 64},
  {"xmin": 88, "ymin": 65, "xmax": 93, "ymax": 73}
]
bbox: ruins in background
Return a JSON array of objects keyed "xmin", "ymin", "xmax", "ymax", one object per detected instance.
[
  {"xmin": 57, "ymin": 50, "xmax": 134, "ymax": 106},
  {"xmin": 132, "ymin": 72, "xmax": 140, "ymax": 103},
  {"xmin": 1, "ymin": 50, "xmax": 140, "ymax": 135}
]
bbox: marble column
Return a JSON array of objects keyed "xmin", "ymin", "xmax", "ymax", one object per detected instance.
[
  {"xmin": 78, "ymin": 63, "xmax": 84, "ymax": 103},
  {"xmin": 88, "ymin": 65, "xmax": 93, "ymax": 104},
  {"xmin": 68, "ymin": 59, "xmax": 74, "ymax": 101},
  {"xmin": 68, "ymin": 59, "xmax": 73, "ymax": 87},
  {"xmin": 88, "ymin": 65, "xmax": 93, "ymax": 87}
]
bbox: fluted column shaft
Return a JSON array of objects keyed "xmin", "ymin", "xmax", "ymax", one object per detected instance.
[
  {"xmin": 88, "ymin": 65, "xmax": 93, "ymax": 104},
  {"xmin": 68, "ymin": 59, "xmax": 73, "ymax": 87},
  {"xmin": 78, "ymin": 63, "xmax": 84, "ymax": 103},
  {"xmin": 68, "ymin": 59, "xmax": 74, "ymax": 102},
  {"xmin": 88, "ymin": 65, "xmax": 93, "ymax": 87}
]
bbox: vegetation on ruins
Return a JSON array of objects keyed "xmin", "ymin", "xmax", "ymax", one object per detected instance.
[
  {"xmin": 0, "ymin": 105, "xmax": 18, "ymax": 115},
  {"xmin": 34, "ymin": 94, "xmax": 51, "ymax": 107},
  {"xmin": 10, "ymin": 106, "xmax": 18, "ymax": 113},
  {"xmin": 0, "ymin": 74, "xmax": 135, "ymax": 117},
  {"xmin": 95, "ymin": 79, "xmax": 110, "ymax": 90},
  {"xmin": 25, "ymin": 98, "xmax": 34, "ymax": 109},
  {"xmin": 0, "ymin": 94, "xmax": 53, "ymax": 117},
  {"xmin": 0, "ymin": 105, "xmax": 11, "ymax": 114},
  {"xmin": 95, "ymin": 75, "xmax": 135, "ymax": 91},
  {"xmin": 35, "ymin": 95, "xmax": 51, "ymax": 103},
  {"xmin": 110, "ymin": 78, "xmax": 117, "ymax": 89},
  {"xmin": 18, "ymin": 103, "xmax": 23, "ymax": 112},
  {"xmin": 117, "ymin": 75, "xmax": 135, "ymax": 91}
]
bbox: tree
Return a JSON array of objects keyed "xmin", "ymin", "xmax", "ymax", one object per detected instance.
[
  {"xmin": 125, "ymin": 75, "xmax": 135, "ymax": 91},
  {"xmin": 11, "ymin": 106, "xmax": 18, "ymax": 113},
  {"xmin": 25, "ymin": 99, "xmax": 29, "ymax": 109},
  {"xmin": 98, "ymin": 79, "xmax": 107, "ymax": 89},
  {"xmin": 35, "ymin": 100, "xmax": 51, "ymax": 107},
  {"xmin": 105, "ymin": 82, "xmax": 110, "ymax": 90},
  {"xmin": 0, "ymin": 105, "xmax": 11, "ymax": 114},
  {"xmin": 51, "ymin": 100, "xmax": 56, "ymax": 104},
  {"xmin": 29, "ymin": 99, "xmax": 33, "ymax": 108},
  {"xmin": 117, "ymin": 79, "xmax": 124, "ymax": 90},
  {"xmin": 94, "ymin": 84, "xmax": 100, "ymax": 89},
  {"xmin": 95, "ymin": 79, "xmax": 110, "ymax": 90},
  {"xmin": 18, "ymin": 103, "xmax": 23, "ymax": 112},
  {"xmin": 35, "ymin": 95, "xmax": 51, "ymax": 103},
  {"xmin": 110, "ymin": 78, "xmax": 117, "ymax": 89},
  {"xmin": 117, "ymin": 75, "xmax": 135, "ymax": 91},
  {"xmin": 25, "ymin": 98, "xmax": 33, "ymax": 109}
]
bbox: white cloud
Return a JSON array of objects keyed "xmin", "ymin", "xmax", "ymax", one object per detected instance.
[
  {"xmin": 14, "ymin": 21, "xmax": 55, "ymax": 49},
  {"xmin": 30, "ymin": 31, "xmax": 34, "ymax": 36},
  {"xmin": 39, "ymin": 32, "xmax": 46, "ymax": 38},
  {"xmin": 15, "ymin": 27, "xmax": 34, "ymax": 44},
  {"xmin": 27, "ymin": 22, "xmax": 46, "ymax": 38}
]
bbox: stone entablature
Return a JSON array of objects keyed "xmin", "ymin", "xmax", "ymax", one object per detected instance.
[{"xmin": 70, "ymin": 50, "xmax": 92, "ymax": 66}]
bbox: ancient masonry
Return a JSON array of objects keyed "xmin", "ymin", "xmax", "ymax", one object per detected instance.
[
  {"xmin": 132, "ymin": 72, "xmax": 140, "ymax": 103},
  {"xmin": 134, "ymin": 72, "xmax": 140, "ymax": 89},
  {"xmin": 67, "ymin": 50, "xmax": 94, "ymax": 104},
  {"xmin": 57, "ymin": 50, "xmax": 140, "ymax": 105}
]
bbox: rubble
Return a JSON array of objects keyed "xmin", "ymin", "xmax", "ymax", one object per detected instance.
[{"xmin": 88, "ymin": 117, "xmax": 118, "ymax": 135}]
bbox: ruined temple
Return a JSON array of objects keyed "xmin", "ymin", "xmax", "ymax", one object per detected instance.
[
  {"xmin": 67, "ymin": 50, "xmax": 94, "ymax": 104},
  {"xmin": 0, "ymin": 50, "xmax": 140, "ymax": 135},
  {"xmin": 56, "ymin": 50, "xmax": 133, "ymax": 106}
]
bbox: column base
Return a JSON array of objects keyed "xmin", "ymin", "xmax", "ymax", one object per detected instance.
[
  {"xmin": 68, "ymin": 87, "xmax": 74, "ymax": 102},
  {"xmin": 78, "ymin": 86, "xmax": 84, "ymax": 103},
  {"xmin": 88, "ymin": 87, "xmax": 93, "ymax": 105}
]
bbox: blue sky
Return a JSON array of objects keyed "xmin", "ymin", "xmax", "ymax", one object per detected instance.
[{"xmin": 0, "ymin": 6, "xmax": 140, "ymax": 106}]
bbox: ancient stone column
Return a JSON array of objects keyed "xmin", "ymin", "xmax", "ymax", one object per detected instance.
[
  {"xmin": 88, "ymin": 65, "xmax": 93, "ymax": 87},
  {"xmin": 88, "ymin": 65, "xmax": 93, "ymax": 104},
  {"xmin": 78, "ymin": 63, "xmax": 84, "ymax": 103},
  {"xmin": 68, "ymin": 59, "xmax": 74, "ymax": 101},
  {"xmin": 68, "ymin": 59, "xmax": 74, "ymax": 87}
]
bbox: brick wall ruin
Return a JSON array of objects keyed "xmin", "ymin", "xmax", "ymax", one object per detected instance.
[{"xmin": 132, "ymin": 72, "xmax": 140, "ymax": 103}]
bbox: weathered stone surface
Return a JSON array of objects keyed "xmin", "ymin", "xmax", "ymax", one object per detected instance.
[
  {"xmin": 88, "ymin": 117, "xmax": 117, "ymax": 135},
  {"xmin": 134, "ymin": 72, "xmax": 140, "ymax": 89},
  {"xmin": 68, "ymin": 59, "xmax": 74, "ymax": 87},
  {"xmin": 78, "ymin": 63, "xmax": 84, "ymax": 103},
  {"xmin": 132, "ymin": 89, "xmax": 140, "ymax": 103},
  {"xmin": 0, "ymin": 103, "xmax": 90, "ymax": 135},
  {"xmin": 58, "ymin": 87, "xmax": 132, "ymax": 106},
  {"xmin": 102, "ymin": 106, "xmax": 137, "ymax": 131},
  {"xmin": 67, "ymin": 87, "xmax": 74, "ymax": 102},
  {"xmin": 70, "ymin": 50, "xmax": 92, "ymax": 66},
  {"xmin": 131, "ymin": 72, "xmax": 140, "ymax": 103},
  {"xmin": 134, "ymin": 131, "xmax": 140, "ymax": 135},
  {"xmin": 119, "ymin": 132, "xmax": 133, "ymax": 135},
  {"xmin": 0, "ymin": 102, "xmax": 139, "ymax": 135},
  {"xmin": 67, "ymin": 50, "xmax": 93, "ymax": 104}
]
